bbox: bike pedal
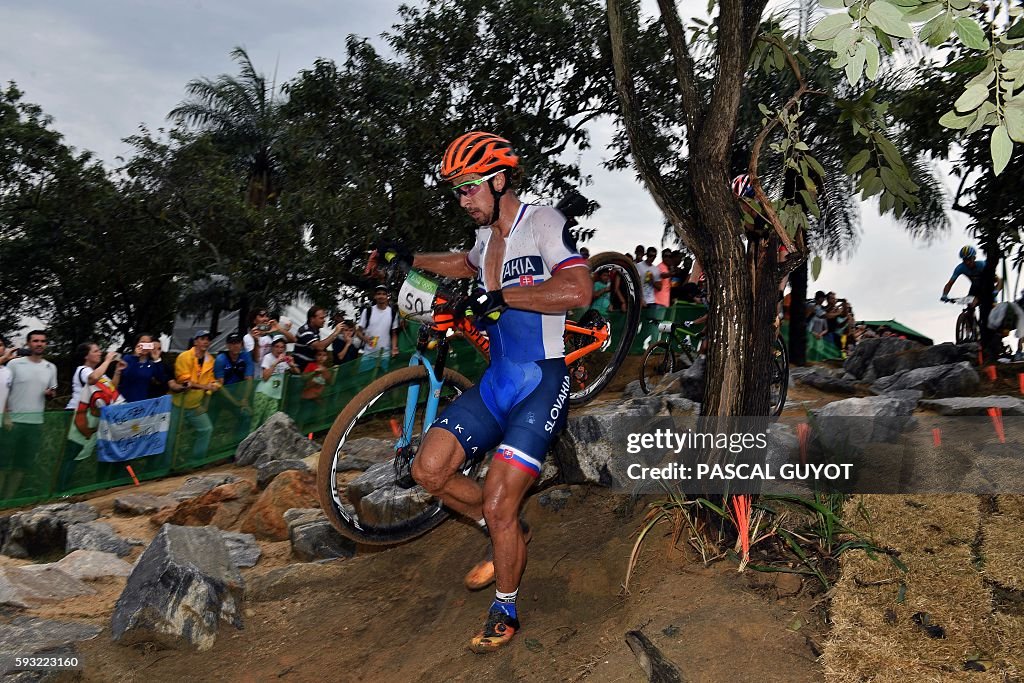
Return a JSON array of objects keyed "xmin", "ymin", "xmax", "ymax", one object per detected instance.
[{"xmin": 396, "ymin": 472, "xmax": 417, "ymax": 489}]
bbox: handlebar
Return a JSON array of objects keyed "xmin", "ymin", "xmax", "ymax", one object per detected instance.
[{"xmin": 942, "ymin": 296, "xmax": 975, "ymax": 306}]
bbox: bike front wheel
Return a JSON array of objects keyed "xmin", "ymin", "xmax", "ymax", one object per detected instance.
[
  {"xmin": 565, "ymin": 251, "xmax": 642, "ymax": 406},
  {"xmin": 769, "ymin": 335, "xmax": 789, "ymax": 417},
  {"xmin": 639, "ymin": 342, "xmax": 676, "ymax": 394},
  {"xmin": 955, "ymin": 310, "xmax": 978, "ymax": 344},
  {"xmin": 317, "ymin": 365, "xmax": 476, "ymax": 545}
]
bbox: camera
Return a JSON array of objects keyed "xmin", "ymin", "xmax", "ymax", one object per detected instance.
[
  {"xmin": 140, "ymin": 342, "xmax": 155, "ymax": 350},
  {"xmin": 257, "ymin": 324, "xmax": 271, "ymax": 332}
]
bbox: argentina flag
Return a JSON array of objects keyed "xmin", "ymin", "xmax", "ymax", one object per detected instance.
[{"xmin": 96, "ymin": 395, "xmax": 172, "ymax": 462}]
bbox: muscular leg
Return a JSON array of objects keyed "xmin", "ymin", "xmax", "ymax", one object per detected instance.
[
  {"xmin": 481, "ymin": 458, "xmax": 535, "ymax": 593},
  {"xmin": 412, "ymin": 427, "xmax": 484, "ymax": 521}
]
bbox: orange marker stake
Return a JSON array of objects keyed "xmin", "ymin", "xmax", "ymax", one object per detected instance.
[
  {"xmin": 389, "ymin": 418, "xmax": 401, "ymax": 437},
  {"xmin": 796, "ymin": 423, "xmax": 810, "ymax": 464},
  {"xmin": 1018, "ymin": 372, "xmax": 1023, "ymax": 395},
  {"xmin": 979, "ymin": 350, "xmax": 984, "ymax": 366},
  {"xmin": 987, "ymin": 407, "xmax": 1006, "ymax": 444},
  {"xmin": 985, "ymin": 365, "xmax": 997, "ymax": 382},
  {"xmin": 932, "ymin": 428, "xmax": 942, "ymax": 447},
  {"xmin": 125, "ymin": 465, "xmax": 141, "ymax": 486},
  {"xmin": 308, "ymin": 432, "xmax": 314, "ymax": 441}
]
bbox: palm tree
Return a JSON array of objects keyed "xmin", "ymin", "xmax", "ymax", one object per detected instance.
[{"xmin": 168, "ymin": 47, "xmax": 283, "ymax": 209}]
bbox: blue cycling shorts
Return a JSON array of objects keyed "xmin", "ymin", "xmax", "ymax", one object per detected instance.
[{"xmin": 430, "ymin": 357, "xmax": 570, "ymax": 478}]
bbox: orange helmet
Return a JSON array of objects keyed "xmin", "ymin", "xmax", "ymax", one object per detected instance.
[{"xmin": 440, "ymin": 132, "xmax": 519, "ymax": 182}]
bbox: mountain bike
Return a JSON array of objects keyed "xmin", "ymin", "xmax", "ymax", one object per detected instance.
[
  {"xmin": 944, "ymin": 296, "xmax": 979, "ymax": 344},
  {"xmin": 317, "ymin": 252, "xmax": 642, "ymax": 545},
  {"xmin": 640, "ymin": 317, "xmax": 789, "ymax": 417}
]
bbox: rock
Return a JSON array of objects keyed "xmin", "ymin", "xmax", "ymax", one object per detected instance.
[
  {"xmin": 0, "ymin": 567, "xmax": 95, "ymax": 608},
  {"xmin": 337, "ymin": 437, "xmax": 396, "ymax": 464},
  {"xmin": 919, "ymin": 395, "xmax": 1024, "ymax": 416},
  {"xmin": 113, "ymin": 493, "xmax": 177, "ymax": 516},
  {"xmin": 255, "ymin": 459, "xmax": 310, "ymax": 489},
  {"xmin": 283, "ymin": 508, "xmax": 324, "ymax": 529},
  {"xmin": 290, "ymin": 520, "xmax": 355, "ymax": 562},
  {"xmin": 65, "ymin": 521, "xmax": 132, "ymax": 557},
  {"xmin": 871, "ymin": 361, "xmax": 979, "ymax": 398},
  {"xmin": 843, "ymin": 337, "xmax": 921, "ymax": 381},
  {"xmin": 871, "ymin": 342, "xmax": 975, "ymax": 378},
  {"xmin": 0, "ymin": 617, "xmax": 101, "ymax": 676},
  {"xmin": 1, "ymin": 503, "xmax": 99, "ymax": 559},
  {"xmin": 234, "ymin": 412, "xmax": 318, "ymax": 467},
  {"xmin": 169, "ymin": 474, "xmax": 240, "ymax": 502},
  {"xmin": 111, "ymin": 524, "xmax": 244, "ymax": 651},
  {"xmin": 537, "ymin": 488, "xmax": 572, "ymax": 512},
  {"xmin": 54, "ymin": 550, "xmax": 133, "ymax": 580},
  {"xmin": 247, "ymin": 562, "xmax": 343, "ymax": 602},
  {"xmin": 348, "ymin": 464, "xmax": 436, "ymax": 529},
  {"xmin": 621, "ymin": 379, "xmax": 645, "ymax": 400},
  {"xmin": 676, "ymin": 355, "xmax": 705, "ymax": 402},
  {"xmin": 238, "ymin": 470, "xmax": 319, "ymax": 541},
  {"xmin": 151, "ymin": 480, "xmax": 257, "ymax": 530},
  {"xmin": 794, "ymin": 367, "xmax": 859, "ymax": 394},
  {"xmin": 219, "ymin": 531, "xmax": 261, "ymax": 568},
  {"xmin": 809, "ymin": 395, "xmax": 917, "ymax": 455}
]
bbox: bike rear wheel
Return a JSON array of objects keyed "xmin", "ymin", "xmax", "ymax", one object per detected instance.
[
  {"xmin": 317, "ymin": 365, "xmax": 476, "ymax": 545},
  {"xmin": 565, "ymin": 252, "xmax": 642, "ymax": 406},
  {"xmin": 640, "ymin": 342, "xmax": 676, "ymax": 394},
  {"xmin": 769, "ymin": 335, "xmax": 789, "ymax": 417}
]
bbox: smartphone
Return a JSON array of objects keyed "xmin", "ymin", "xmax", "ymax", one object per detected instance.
[
  {"xmin": 140, "ymin": 342, "xmax": 155, "ymax": 350},
  {"xmin": 257, "ymin": 324, "xmax": 271, "ymax": 332}
]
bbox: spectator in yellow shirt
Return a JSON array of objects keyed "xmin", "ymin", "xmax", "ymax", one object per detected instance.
[{"xmin": 166, "ymin": 330, "xmax": 220, "ymax": 467}]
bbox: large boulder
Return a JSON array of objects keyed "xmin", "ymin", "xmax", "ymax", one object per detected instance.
[
  {"xmin": 0, "ymin": 566, "xmax": 95, "ymax": 608},
  {"xmin": 871, "ymin": 361, "xmax": 979, "ymax": 398},
  {"xmin": 843, "ymin": 337, "xmax": 921, "ymax": 381},
  {"xmin": 54, "ymin": 550, "xmax": 133, "ymax": 581},
  {"xmin": 65, "ymin": 521, "xmax": 132, "ymax": 557},
  {"xmin": 255, "ymin": 459, "xmax": 311, "ymax": 489},
  {"xmin": 919, "ymin": 395, "xmax": 1024, "ymax": 416},
  {"xmin": 234, "ymin": 412, "xmax": 318, "ymax": 467},
  {"xmin": 1, "ymin": 503, "xmax": 99, "ymax": 559},
  {"xmin": 809, "ymin": 395, "xmax": 918, "ymax": 455},
  {"xmin": 238, "ymin": 470, "xmax": 319, "ymax": 541},
  {"xmin": 0, "ymin": 617, "xmax": 101, "ymax": 676},
  {"xmin": 793, "ymin": 366, "xmax": 859, "ymax": 394},
  {"xmin": 346, "ymin": 462, "xmax": 435, "ymax": 529},
  {"xmin": 871, "ymin": 342, "xmax": 976, "ymax": 378},
  {"xmin": 151, "ymin": 480, "xmax": 257, "ymax": 530},
  {"xmin": 111, "ymin": 524, "xmax": 244, "ymax": 651}
]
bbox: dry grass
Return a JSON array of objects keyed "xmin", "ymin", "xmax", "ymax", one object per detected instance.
[{"xmin": 823, "ymin": 494, "xmax": 1023, "ymax": 682}]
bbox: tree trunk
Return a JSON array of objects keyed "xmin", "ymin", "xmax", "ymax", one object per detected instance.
[
  {"xmin": 980, "ymin": 230, "xmax": 1001, "ymax": 362},
  {"xmin": 237, "ymin": 293, "xmax": 250, "ymax": 335},
  {"xmin": 210, "ymin": 306, "xmax": 221, "ymax": 338},
  {"xmin": 789, "ymin": 259, "xmax": 808, "ymax": 365}
]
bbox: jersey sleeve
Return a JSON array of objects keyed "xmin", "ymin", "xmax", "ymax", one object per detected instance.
[
  {"xmin": 213, "ymin": 355, "xmax": 226, "ymax": 380},
  {"xmin": 533, "ymin": 206, "xmax": 587, "ymax": 274},
  {"xmin": 465, "ymin": 231, "xmax": 485, "ymax": 273}
]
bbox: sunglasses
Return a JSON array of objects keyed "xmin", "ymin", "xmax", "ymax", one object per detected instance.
[{"xmin": 451, "ymin": 170, "xmax": 501, "ymax": 198}]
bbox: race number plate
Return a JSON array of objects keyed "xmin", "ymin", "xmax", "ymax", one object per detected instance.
[{"xmin": 398, "ymin": 269, "xmax": 439, "ymax": 324}]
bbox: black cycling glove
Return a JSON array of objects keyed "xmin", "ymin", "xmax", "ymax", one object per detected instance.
[{"xmin": 465, "ymin": 290, "xmax": 507, "ymax": 322}]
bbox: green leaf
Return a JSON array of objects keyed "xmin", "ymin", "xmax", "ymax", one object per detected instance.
[
  {"xmin": 942, "ymin": 56, "xmax": 989, "ymax": 74},
  {"xmin": 806, "ymin": 154, "xmax": 827, "ymax": 179},
  {"xmin": 846, "ymin": 42, "xmax": 867, "ymax": 82},
  {"xmin": 811, "ymin": 255, "xmax": 822, "ymax": 281},
  {"xmin": 939, "ymin": 109, "xmax": 976, "ymax": 129},
  {"xmin": 846, "ymin": 149, "xmax": 871, "ymax": 173},
  {"xmin": 1009, "ymin": 19, "xmax": 1024, "ymax": 40},
  {"xmin": 866, "ymin": 1, "xmax": 914, "ymax": 39},
  {"xmin": 954, "ymin": 17, "xmax": 989, "ymax": 50},
  {"xmin": 1006, "ymin": 101, "xmax": 1024, "ymax": 142},
  {"xmin": 991, "ymin": 124, "xmax": 1013, "ymax": 175},
  {"xmin": 758, "ymin": 103, "xmax": 772, "ymax": 116},
  {"xmin": 818, "ymin": 0, "xmax": 848, "ymax": 8},
  {"xmin": 862, "ymin": 175, "xmax": 884, "ymax": 198},
  {"xmin": 954, "ymin": 83, "xmax": 989, "ymax": 112},
  {"xmin": 834, "ymin": 27, "xmax": 859, "ymax": 56},
  {"xmin": 879, "ymin": 165, "xmax": 903, "ymax": 192},
  {"xmin": 904, "ymin": 3, "xmax": 943, "ymax": 23},
  {"xmin": 921, "ymin": 12, "xmax": 954, "ymax": 47},
  {"xmin": 864, "ymin": 41, "xmax": 881, "ymax": 80},
  {"xmin": 810, "ymin": 12, "xmax": 854, "ymax": 41}
]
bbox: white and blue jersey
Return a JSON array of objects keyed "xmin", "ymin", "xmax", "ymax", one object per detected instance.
[
  {"xmin": 432, "ymin": 203, "xmax": 587, "ymax": 478},
  {"xmin": 465, "ymin": 204, "xmax": 588, "ymax": 362}
]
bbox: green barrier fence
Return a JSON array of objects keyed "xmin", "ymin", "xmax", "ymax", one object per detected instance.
[{"xmin": 0, "ymin": 322, "xmax": 488, "ymax": 509}]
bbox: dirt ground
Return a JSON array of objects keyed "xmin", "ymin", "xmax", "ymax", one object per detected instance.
[{"xmin": 63, "ymin": 482, "xmax": 825, "ymax": 683}]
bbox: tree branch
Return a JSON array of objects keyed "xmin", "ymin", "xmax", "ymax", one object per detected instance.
[
  {"xmin": 607, "ymin": 0, "xmax": 694, "ymax": 236},
  {"xmin": 656, "ymin": 0, "xmax": 704, "ymax": 138}
]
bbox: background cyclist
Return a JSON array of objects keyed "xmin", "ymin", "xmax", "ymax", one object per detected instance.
[{"xmin": 941, "ymin": 245, "xmax": 1002, "ymax": 306}]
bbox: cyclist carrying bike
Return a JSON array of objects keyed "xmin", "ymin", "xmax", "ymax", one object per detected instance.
[
  {"xmin": 941, "ymin": 245, "xmax": 1001, "ymax": 305},
  {"xmin": 397, "ymin": 132, "xmax": 591, "ymax": 652}
]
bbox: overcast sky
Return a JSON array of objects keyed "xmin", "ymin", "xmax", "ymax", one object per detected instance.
[{"xmin": 1, "ymin": 1, "xmax": 995, "ymax": 346}]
